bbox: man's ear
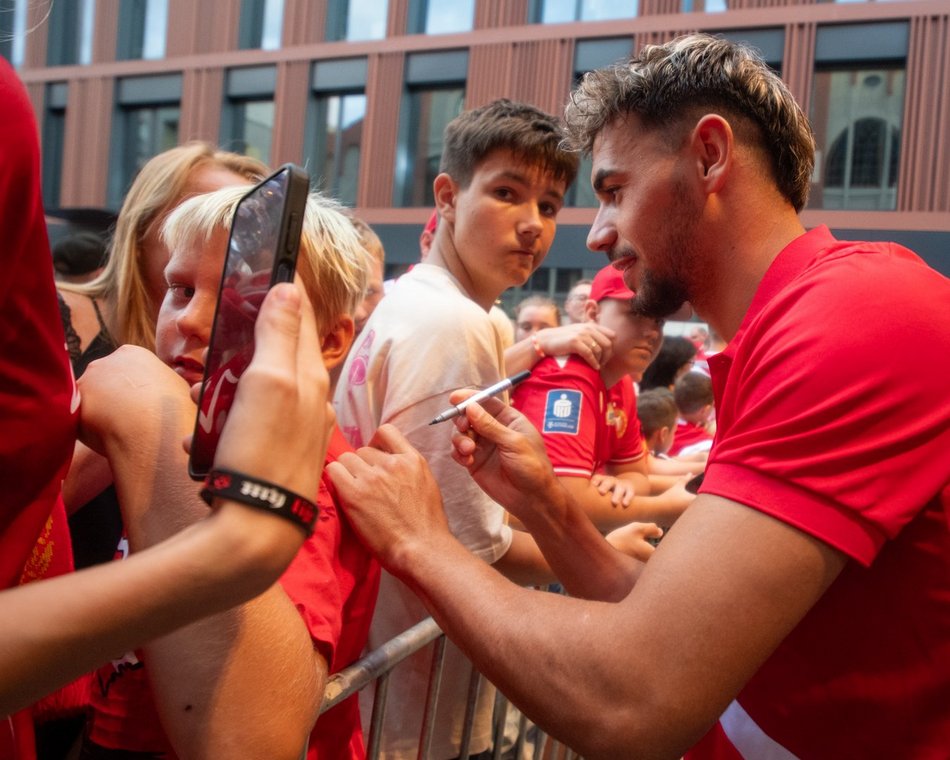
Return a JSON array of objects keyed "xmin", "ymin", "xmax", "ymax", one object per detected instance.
[
  {"xmin": 690, "ymin": 114, "xmax": 732, "ymax": 195},
  {"xmin": 321, "ymin": 314, "xmax": 355, "ymax": 371},
  {"xmin": 433, "ymin": 173, "xmax": 459, "ymax": 225},
  {"xmin": 583, "ymin": 299, "xmax": 600, "ymax": 323}
]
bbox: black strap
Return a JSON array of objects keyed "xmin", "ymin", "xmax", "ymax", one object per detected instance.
[{"xmin": 201, "ymin": 469, "xmax": 318, "ymax": 536}]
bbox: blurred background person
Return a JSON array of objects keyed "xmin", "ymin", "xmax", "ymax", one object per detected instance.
[{"xmin": 562, "ymin": 277, "xmax": 592, "ymax": 323}]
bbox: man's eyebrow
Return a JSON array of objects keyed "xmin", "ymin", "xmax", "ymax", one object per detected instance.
[{"xmin": 592, "ymin": 168, "xmax": 615, "ymax": 194}]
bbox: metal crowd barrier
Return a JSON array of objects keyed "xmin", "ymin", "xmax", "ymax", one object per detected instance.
[{"xmin": 318, "ymin": 616, "xmax": 581, "ymax": 760}]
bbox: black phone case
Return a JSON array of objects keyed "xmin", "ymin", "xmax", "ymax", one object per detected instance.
[{"xmin": 188, "ymin": 163, "xmax": 310, "ymax": 480}]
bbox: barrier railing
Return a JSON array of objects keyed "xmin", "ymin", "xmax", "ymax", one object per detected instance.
[{"xmin": 319, "ymin": 617, "xmax": 581, "ymax": 760}]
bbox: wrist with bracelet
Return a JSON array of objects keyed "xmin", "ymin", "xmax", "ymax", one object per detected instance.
[
  {"xmin": 530, "ymin": 332, "xmax": 546, "ymax": 359},
  {"xmin": 201, "ymin": 469, "xmax": 319, "ymax": 536}
]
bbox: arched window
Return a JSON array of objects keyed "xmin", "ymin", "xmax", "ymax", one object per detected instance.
[{"xmin": 823, "ymin": 117, "xmax": 900, "ymax": 209}]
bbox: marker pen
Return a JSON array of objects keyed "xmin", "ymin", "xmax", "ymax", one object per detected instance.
[{"xmin": 429, "ymin": 370, "xmax": 531, "ymax": 425}]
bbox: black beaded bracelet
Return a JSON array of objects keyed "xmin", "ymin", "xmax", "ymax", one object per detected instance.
[{"xmin": 200, "ymin": 469, "xmax": 319, "ymax": 537}]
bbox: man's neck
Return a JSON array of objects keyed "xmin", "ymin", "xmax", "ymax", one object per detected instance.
[{"xmin": 692, "ymin": 209, "xmax": 806, "ymax": 342}]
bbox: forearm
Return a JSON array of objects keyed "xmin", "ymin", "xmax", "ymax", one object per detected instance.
[
  {"xmin": 62, "ymin": 441, "xmax": 113, "ymax": 514},
  {"xmin": 648, "ymin": 453, "xmax": 704, "ymax": 477},
  {"xmin": 0, "ymin": 504, "xmax": 303, "ymax": 717},
  {"xmin": 568, "ymin": 474, "xmax": 680, "ymax": 530},
  {"xmin": 514, "ymin": 482, "xmax": 640, "ymax": 601},
  {"xmin": 503, "ymin": 337, "xmax": 542, "ymax": 376},
  {"xmin": 388, "ymin": 499, "xmax": 847, "ymax": 760}
]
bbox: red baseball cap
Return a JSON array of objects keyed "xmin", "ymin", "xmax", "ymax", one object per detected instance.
[{"xmin": 589, "ymin": 264, "xmax": 635, "ymax": 302}]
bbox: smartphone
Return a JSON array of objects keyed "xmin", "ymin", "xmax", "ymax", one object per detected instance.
[{"xmin": 188, "ymin": 163, "xmax": 310, "ymax": 480}]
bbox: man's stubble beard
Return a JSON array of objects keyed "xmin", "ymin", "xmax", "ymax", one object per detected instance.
[{"xmin": 632, "ymin": 181, "xmax": 703, "ymax": 320}]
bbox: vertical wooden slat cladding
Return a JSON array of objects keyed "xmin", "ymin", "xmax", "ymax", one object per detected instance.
[
  {"xmin": 635, "ymin": 28, "xmax": 690, "ymax": 55},
  {"xmin": 272, "ymin": 61, "xmax": 310, "ymax": 166},
  {"xmin": 359, "ymin": 52, "xmax": 405, "ymax": 207},
  {"xmin": 641, "ymin": 0, "xmax": 681, "ymax": 16},
  {"xmin": 475, "ymin": 0, "xmax": 529, "ymax": 30},
  {"xmin": 388, "ymin": 0, "xmax": 410, "ymax": 37},
  {"xmin": 60, "ymin": 77, "xmax": 114, "ymax": 207},
  {"xmin": 93, "ymin": 0, "xmax": 120, "ymax": 63},
  {"xmin": 180, "ymin": 68, "xmax": 225, "ymax": 143},
  {"xmin": 198, "ymin": 0, "xmax": 241, "ymax": 54},
  {"xmin": 165, "ymin": 0, "xmax": 201, "ymax": 57},
  {"xmin": 283, "ymin": 0, "xmax": 324, "ymax": 46},
  {"xmin": 783, "ymin": 22, "xmax": 816, "ymax": 116},
  {"xmin": 467, "ymin": 43, "xmax": 514, "ymax": 107},
  {"xmin": 23, "ymin": 0, "xmax": 48, "ymax": 68},
  {"xmin": 900, "ymin": 14, "xmax": 950, "ymax": 212},
  {"xmin": 468, "ymin": 39, "xmax": 572, "ymax": 115}
]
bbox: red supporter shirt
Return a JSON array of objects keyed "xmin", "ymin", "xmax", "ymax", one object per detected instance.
[
  {"xmin": 687, "ymin": 227, "xmax": 950, "ymax": 759},
  {"xmin": 668, "ymin": 419, "xmax": 713, "ymax": 457},
  {"xmin": 512, "ymin": 356, "xmax": 643, "ymax": 478},
  {"xmin": 86, "ymin": 426, "xmax": 380, "ymax": 759},
  {"xmin": 0, "ymin": 59, "xmax": 78, "ymax": 760}
]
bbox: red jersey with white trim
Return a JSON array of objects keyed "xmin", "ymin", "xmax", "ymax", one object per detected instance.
[
  {"xmin": 86, "ymin": 426, "xmax": 380, "ymax": 759},
  {"xmin": 512, "ymin": 356, "xmax": 644, "ymax": 478},
  {"xmin": 687, "ymin": 227, "xmax": 950, "ymax": 759},
  {"xmin": 668, "ymin": 418, "xmax": 713, "ymax": 457}
]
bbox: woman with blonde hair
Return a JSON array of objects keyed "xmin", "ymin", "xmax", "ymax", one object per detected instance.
[{"xmin": 59, "ymin": 142, "xmax": 268, "ymax": 374}]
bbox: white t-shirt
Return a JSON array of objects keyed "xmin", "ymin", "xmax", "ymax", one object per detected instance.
[{"xmin": 334, "ymin": 263, "xmax": 513, "ymax": 758}]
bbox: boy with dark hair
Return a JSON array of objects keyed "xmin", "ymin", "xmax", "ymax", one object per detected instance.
[
  {"xmin": 670, "ymin": 371, "xmax": 715, "ymax": 458},
  {"xmin": 637, "ymin": 387, "xmax": 679, "ymax": 457}
]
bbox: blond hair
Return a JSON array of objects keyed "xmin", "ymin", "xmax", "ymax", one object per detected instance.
[
  {"xmin": 349, "ymin": 216, "xmax": 385, "ymax": 268},
  {"xmin": 162, "ymin": 185, "xmax": 370, "ymax": 333},
  {"xmin": 564, "ymin": 34, "xmax": 815, "ymax": 212},
  {"xmin": 61, "ymin": 142, "xmax": 268, "ymax": 350}
]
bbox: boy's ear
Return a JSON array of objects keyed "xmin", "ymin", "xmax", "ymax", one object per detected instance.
[
  {"xmin": 433, "ymin": 173, "xmax": 459, "ymax": 225},
  {"xmin": 583, "ymin": 299, "xmax": 600, "ymax": 323},
  {"xmin": 321, "ymin": 314, "xmax": 355, "ymax": 370}
]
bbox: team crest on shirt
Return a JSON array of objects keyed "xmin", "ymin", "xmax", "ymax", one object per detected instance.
[
  {"xmin": 606, "ymin": 399, "xmax": 628, "ymax": 437},
  {"xmin": 543, "ymin": 389, "xmax": 582, "ymax": 434}
]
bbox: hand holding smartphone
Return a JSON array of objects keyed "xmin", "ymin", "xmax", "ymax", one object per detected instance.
[{"xmin": 189, "ymin": 164, "xmax": 309, "ymax": 480}]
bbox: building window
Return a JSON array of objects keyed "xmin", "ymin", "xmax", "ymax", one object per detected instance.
[
  {"xmin": 307, "ymin": 58, "xmax": 369, "ymax": 205},
  {"xmin": 238, "ymin": 0, "xmax": 284, "ymax": 50},
  {"xmin": 567, "ymin": 38, "xmax": 632, "ymax": 208},
  {"xmin": 221, "ymin": 66, "xmax": 276, "ymax": 164},
  {"xmin": 811, "ymin": 69, "xmax": 904, "ymax": 210},
  {"xmin": 0, "ymin": 0, "xmax": 28, "ymax": 66},
  {"xmin": 326, "ymin": 0, "xmax": 387, "ymax": 42},
  {"xmin": 108, "ymin": 74, "xmax": 181, "ymax": 208},
  {"xmin": 46, "ymin": 0, "xmax": 95, "ymax": 66},
  {"xmin": 690, "ymin": 0, "xmax": 728, "ymax": 12},
  {"xmin": 531, "ymin": 0, "xmax": 638, "ymax": 24},
  {"xmin": 310, "ymin": 93, "xmax": 366, "ymax": 206},
  {"xmin": 117, "ymin": 0, "xmax": 167, "ymax": 60},
  {"xmin": 408, "ymin": 0, "xmax": 474, "ymax": 35},
  {"xmin": 395, "ymin": 50, "xmax": 467, "ymax": 207},
  {"xmin": 42, "ymin": 82, "xmax": 68, "ymax": 209},
  {"xmin": 808, "ymin": 22, "xmax": 908, "ymax": 210},
  {"xmin": 396, "ymin": 86, "xmax": 464, "ymax": 207}
]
